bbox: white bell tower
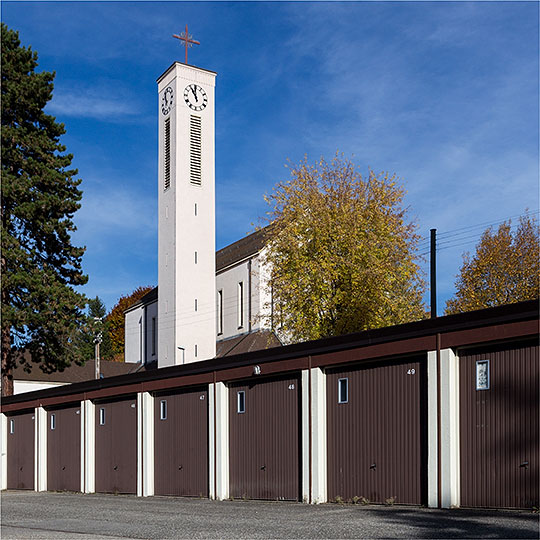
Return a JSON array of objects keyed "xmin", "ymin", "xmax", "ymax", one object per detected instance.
[{"xmin": 157, "ymin": 60, "xmax": 217, "ymax": 368}]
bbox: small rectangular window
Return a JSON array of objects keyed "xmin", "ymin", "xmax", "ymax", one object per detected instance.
[
  {"xmin": 151, "ymin": 317, "xmax": 156, "ymax": 356},
  {"xmin": 195, "ymin": 298, "xmax": 198, "ymax": 311},
  {"xmin": 194, "ymin": 251, "xmax": 198, "ymax": 264},
  {"xmin": 50, "ymin": 414, "xmax": 56, "ymax": 430},
  {"xmin": 99, "ymin": 408, "xmax": 106, "ymax": 426},
  {"xmin": 237, "ymin": 391, "xmax": 245, "ymax": 413},
  {"xmin": 194, "ymin": 203, "xmax": 198, "ymax": 216},
  {"xmin": 217, "ymin": 290, "xmax": 223, "ymax": 335},
  {"xmin": 476, "ymin": 360, "xmax": 490, "ymax": 390},
  {"xmin": 238, "ymin": 281, "xmax": 244, "ymax": 329},
  {"xmin": 164, "ymin": 118, "xmax": 171, "ymax": 191},
  {"xmin": 9, "ymin": 419, "xmax": 14, "ymax": 434},
  {"xmin": 160, "ymin": 400, "xmax": 167, "ymax": 421},
  {"xmin": 338, "ymin": 378, "xmax": 348, "ymax": 404},
  {"xmin": 195, "ymin": 344, "xmax": 198, "ymax": 357}
]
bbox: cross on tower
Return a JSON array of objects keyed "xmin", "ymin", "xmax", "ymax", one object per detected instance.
[{"xmin": 172, "ymin": 24, "xmax": 200, "ymax": 65}]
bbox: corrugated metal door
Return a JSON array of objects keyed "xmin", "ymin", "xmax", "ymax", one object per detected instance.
[
  {"xmin": 327, "ymin": 357, "xmax": 426, "ymax": 505},
  {"xmin": 154, "ymin": 387, "xmax": 208, "ymax": 497},
  {"xmin": 47, "ymin": 405, "xmax": 81, "ymax": 492},
  {"xmin": 7, "ymin": 411, "xmax": 35, "ymax": 490},
  {"xmin": 229, "ymin": 374, "xmax": 301, "ymax": 501},
  {"xmin": 459, "ymin": 340, "xmax": 539, "ymax": 509},
  {"xmin": 95, "ymin": 397, "xmax": 137, "ymax": 494}
]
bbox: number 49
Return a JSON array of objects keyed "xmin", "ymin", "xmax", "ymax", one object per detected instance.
[{"xmin": 407, "ymin": 368, "xmax": 416, "ymax": 375}]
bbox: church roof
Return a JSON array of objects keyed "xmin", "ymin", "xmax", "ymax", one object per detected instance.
[
  {"xmin": 216, "ymin": 226, "xmax": 270, "ymax": 272},
  {"xmin": 216, "ymin": 330, "xmax": 282, "ymax": 357}
]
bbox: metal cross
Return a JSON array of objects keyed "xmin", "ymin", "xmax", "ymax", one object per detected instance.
[{"xmin": 172, "ymin": 24, "xmax": 200, "ymax": 65}]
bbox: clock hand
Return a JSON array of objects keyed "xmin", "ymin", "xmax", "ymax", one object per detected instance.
[{"xmin": 191, "ymin": 86, "xmax": 197, "ymax": 100}]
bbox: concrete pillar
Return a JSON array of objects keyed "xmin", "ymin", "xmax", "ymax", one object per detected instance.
[
  {"xmin": 302, "ymin": 368, "xmax": 327, "ymax": 504},
  {"xmin": 209, "ymin": 381, "xmax": 229, "ymax": 500},
  {"xmin": 427, "ymin": 348, "xmax": 460, "ymax": 509},
  {"xmin": 34, "ymin": 407, "xmax": 47, "ymax": 492},
  {"xmin": 1, "ymin": 413, "xmax": 7, "ymax": 490},
  {"xmin": 137, "ymin": 392, "xmax": 154, "ymax": 497},
  {"xmin": 82, "ymin": 399, "xmax": 95, "ymax": 493}
]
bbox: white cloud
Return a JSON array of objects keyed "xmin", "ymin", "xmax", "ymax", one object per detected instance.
[{"xmin": 47, "ymin": 92, "xmax": 139, "ymax": 120}]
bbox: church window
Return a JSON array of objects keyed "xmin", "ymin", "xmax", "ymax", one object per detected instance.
[
  {"xmin": 238, "ymin": 281, "xmax": 244, "ymax": 329},
  {"xmin": 217, "ymin": 290, "xmax": 223, "ymax": 335},
  {"xmin": 194, "ymin": 251, "xmax": 198, "ymax": 264},
  {"xmin": 164, "ymin": 118, "xmax": 171, "ymax": 191},
  {"xmin": 151, "ymin": 317, "xmax": 156, "ymax": 356},
  {"xmin": 194, "ymin": 203, "xmax": 198, "ymax": 216},
  {"xmin": 195, "ymin": 344, "xmax": 198, "ymax": 357},
  {"xmin": 189, "ymin": 115, "xmax": 202, "ymax": 186},
  {"xmin": 195, "ymin": 298, "xmax": 198, "ymax": 311}
]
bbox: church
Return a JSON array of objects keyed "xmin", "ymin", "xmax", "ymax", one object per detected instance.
[{"xmin": 123, "ymin": 52, "xmax": 280, "ymax": 368}]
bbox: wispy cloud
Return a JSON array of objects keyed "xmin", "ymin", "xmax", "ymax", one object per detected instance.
[{"xmin": 47, "ymin": 91, "xmax": 139, "ymax": 120}]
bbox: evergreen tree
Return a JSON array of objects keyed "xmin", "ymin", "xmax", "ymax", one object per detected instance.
[
  {"xmin": 73, "ymin": 297, "xmax": 113, "ymax": 364},
  {"xmin": 1, "ymin": 24, "xmax": 88, "ymax": 395}
]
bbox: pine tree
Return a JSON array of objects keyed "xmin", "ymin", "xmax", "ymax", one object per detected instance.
[{"xmin": 1, "ymin": 24, "xmax": 88, "ymax": 395}]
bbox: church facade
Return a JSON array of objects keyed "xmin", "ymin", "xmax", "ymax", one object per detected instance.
[{"xmin": 124, "ymin": 61, "xmax": 278, "ymax": 367}]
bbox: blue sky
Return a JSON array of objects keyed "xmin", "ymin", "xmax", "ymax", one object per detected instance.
[{"xmin": 3, "ymin": 1, "xmax": 539, "ymax": 314}]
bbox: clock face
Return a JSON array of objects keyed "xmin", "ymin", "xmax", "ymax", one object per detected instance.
[
  {"xmin": 161, "ymin": 87, "xmax": 174, "ymax": 115},
  {"xmin": 184, "ymin": 84, "xmax": 207, "ymax": 111}
]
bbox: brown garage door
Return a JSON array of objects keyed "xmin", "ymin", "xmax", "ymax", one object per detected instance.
[
  {"xmin": 7, "ymin": 410, "xmax": 34, "ymax": 490},
  {"xmin": 327, "ymin": 357, "xmax": 427, "ymax": 505},
  {"xmin": 95, "ymin": 397, "xmax": 137, "ymax": 494},
  {"xmin": 460, "ymin": 340, "xmax": 539, "ymax": 509},
  {"xmin": 229, "ymin": 374, "xmax": 301, "ymax": 501},
  {"xmin": 154, "ymin": 386, "xmax": 208, "ymax": 497},
  {"xmin": 47, "ymin": 405, "xmax": 81, "ymax": 492}
]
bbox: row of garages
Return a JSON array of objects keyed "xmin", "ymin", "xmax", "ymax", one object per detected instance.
[{"xmin": 5, "ymin": 339, "xmax": 538, "ymax": 509}]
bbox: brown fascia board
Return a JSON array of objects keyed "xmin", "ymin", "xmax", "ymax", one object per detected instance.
[{"xmin": 2, "ymin": 299, "xmax": 538, "ymax": 409}]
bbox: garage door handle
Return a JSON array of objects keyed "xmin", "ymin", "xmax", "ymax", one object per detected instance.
[
  {"xmin": 178, "ymin": 465, "xmax": 183, "ymax": 470},
  {"xmin": 113, "ymin": 466, "xmax": 118, "ymax": 471},
  {"xmin": 62, "ymin": 466, "xmax": 66, "ymax": 471},
  {"xmin": 520, "ymin": 461, "xmax": 529, "ymax": 469},
  {"xmin": 261, "ymin": 465, "xmax": 266, "ymax": 471},
  {"xmin": 370, "ymin": 463, "xmax": 376, "ymax": 470}
]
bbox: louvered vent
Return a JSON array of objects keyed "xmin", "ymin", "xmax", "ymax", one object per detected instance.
[
  {"xmin": 164, "ymin": 118, "xmax": 171, "ymax": 191},
  {"xmin": 190, "ymin": 115, "xmax": 202, "ymax": 186}
]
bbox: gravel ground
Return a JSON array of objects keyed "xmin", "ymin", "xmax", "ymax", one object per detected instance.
[{"xmin": 1, "ymin": 491, "xmax": 538, "ymax": 539}]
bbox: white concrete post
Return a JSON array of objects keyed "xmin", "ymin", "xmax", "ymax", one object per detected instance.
[
  {"xmin": 83, "ymin": 399, "xmax": 95, "ymax": 493},
  {"xmin": 137, "ymin": 392, "xmax": 154, "ymax": 497},
  {"xmin": 34, "ymin": 407, "xmax": 47, "ymax": 492},
  {"xmin": 209, "ymin": 381, "xmax": 229, "ymax": 500},
  {"xmin": 1, "ymin": 413, "xmax": 7, "ymax": 490},
  {"xmin": 427, "ymin": 348, "xmax": 460, "ymax": 509},
  {"xmin": 302, "ymin": 368, "xmax": 327, "ymax": 504},
  {"xmin": 440, "ymin": 348, "xmax": 460, "ymax": 508}
]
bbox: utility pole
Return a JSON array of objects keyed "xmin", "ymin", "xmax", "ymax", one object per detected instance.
[
  {"xmin": 94, "ymin": 317, "xmax": 103, "ymax": 379},
  {"xmin": 430, "ymin": 228, "xmax": 437, "ymax": 318}
]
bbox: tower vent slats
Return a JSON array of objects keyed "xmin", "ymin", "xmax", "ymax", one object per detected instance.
[
  {"xmin": 190, "ymin": 115, "xmax": 202, "ymax": 186},
  {"xmin": 164, "ymin": 118, "xmax": 171, "ymax": 191}
]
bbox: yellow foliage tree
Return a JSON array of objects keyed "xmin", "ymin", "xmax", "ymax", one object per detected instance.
[
  {"xmin": 261, "ymin": 155, "xmax": 426, "ymax": 343},
  {"xmin": 445, "ymin": 214, "xmax": 539, "ymax": 314}
]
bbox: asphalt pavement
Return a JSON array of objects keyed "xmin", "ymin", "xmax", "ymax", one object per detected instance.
[{"xmin": 1, "ymin": 491, "xmax": 538, "ymax": 539}]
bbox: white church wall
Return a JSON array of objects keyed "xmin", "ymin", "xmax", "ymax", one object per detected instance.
[{"xmin": 125, "ymin": 305, "xmax": 144, "ymax": 364}]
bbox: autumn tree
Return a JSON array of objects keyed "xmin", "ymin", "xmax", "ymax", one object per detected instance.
[
  {"xmin": 445, "ymin": 214, "xmax": 539, "ymax": 314},
  {"xmin": 1, "ymin": 24, "xmax": 87, "ymax": 395},
  {"xmin": 107, "ymin": 286, "xmax": 153, "ymax": 361},
  {"xmin": 261, "ymin": 155, "xmax": 426, "ymax": 343}
]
